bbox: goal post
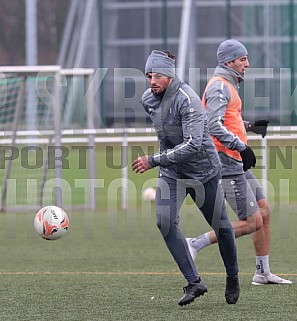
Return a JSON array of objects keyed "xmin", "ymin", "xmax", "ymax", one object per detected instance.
[
  {"xmin": 0, "ymin": 66, "xmax": 96, "ymax": 212},
  {"xmin": 0, "ymin": 77, "xmax": 26, "ymax": 211}
]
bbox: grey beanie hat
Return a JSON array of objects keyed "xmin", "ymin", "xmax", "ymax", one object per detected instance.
[
  {"xmin": 145, "ymin": 50, "xmax": 175, "ymax": 78},
  {"xmin": 217, "ymin": 39, "xmax": 248, "ymax": 65}
]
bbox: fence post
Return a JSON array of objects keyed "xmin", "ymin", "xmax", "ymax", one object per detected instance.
[
  {"xmin": 261, "ymin": 137, "xmax": 268, "ymax": 196},
  {"xmin": 121, "ymin": 129, "xmax": 128, "ymax": 209}
]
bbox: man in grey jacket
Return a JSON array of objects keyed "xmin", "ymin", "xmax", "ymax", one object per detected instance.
[
  {"xmin": 132, "ymin": 50, "xmax": 240, "ymax": 306},
  {"xmin": 187, "ymin": 39, "xmax": 292, "ymax": 285}
]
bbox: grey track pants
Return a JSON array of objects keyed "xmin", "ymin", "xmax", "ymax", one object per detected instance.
[{"xmin": 155, "ymin": 174, "xmax": 238, "ymax": 283}]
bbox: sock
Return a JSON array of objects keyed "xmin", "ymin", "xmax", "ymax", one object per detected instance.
[
  {"xmin": 255, "ymin": 255, "xmax": 271, "ymax": 276},
  {"xmin": 190, "ymin": 233, "xmax": 211, "ymax": 253}
]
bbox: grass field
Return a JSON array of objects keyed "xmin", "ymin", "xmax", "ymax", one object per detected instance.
[{"xmin": 0, "ymin": 141, "xmax": 296, "ymax": 320}]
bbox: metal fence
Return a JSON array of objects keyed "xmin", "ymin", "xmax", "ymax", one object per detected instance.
[{"xmin": 59, "ymin": 0, "xmax": 297, "ymax": 127}]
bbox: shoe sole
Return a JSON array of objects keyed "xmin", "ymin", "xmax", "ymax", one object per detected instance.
[
  {"xmin": 178, "ymin": 289, "xmax": 207, "ymax": 306},
  {"xmin": 252, "ymin": 281, "xmax": 266, "ymax": 285},
  {"xmin": 252, "ymin": 281, "xmax": 292, "ymax": 286}
]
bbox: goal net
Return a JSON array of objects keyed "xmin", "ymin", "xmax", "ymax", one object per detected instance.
[{"xmin": 0, "ymin": 66, "xmax": 96, "ymax": 212}]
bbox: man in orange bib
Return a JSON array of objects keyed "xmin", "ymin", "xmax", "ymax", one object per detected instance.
[{"xmin": 187, "ymin": 39, "xmax": 292, "ymax": 285}]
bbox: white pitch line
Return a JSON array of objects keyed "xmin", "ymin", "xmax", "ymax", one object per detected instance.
[{"xmin": 0, "ymin": 271, "xmax": 295, "ymax": 276}]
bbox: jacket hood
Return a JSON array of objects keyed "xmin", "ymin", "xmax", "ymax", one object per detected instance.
[{"xmin": 214, "ymin": 65, "xmax": 244, "ymax": 84}]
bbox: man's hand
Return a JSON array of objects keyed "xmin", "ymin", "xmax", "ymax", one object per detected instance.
[
  {"xmin": 131, "ymin": 156, "xmax": 152, "ymax": 173},
  {"xmin": 240, "ymin": 146, "xmax": 256, "ymax": 171},
  {"xmin": 248, "ymin": 120, "xmax": 269, "ymax": 138}
]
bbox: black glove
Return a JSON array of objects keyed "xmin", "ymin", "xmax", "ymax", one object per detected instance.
[
  {"xmin": 240, "ymin": 146, "xmax": 256, "ymax": 171},
  {"xmin": 248, "ymin": 120, "xmax": 269, "ymax": 138}
]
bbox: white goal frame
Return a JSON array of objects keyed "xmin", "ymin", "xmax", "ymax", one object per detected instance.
[{"xmin": 0, "ymin": 66, "xmax": 96, "ymax": 212}]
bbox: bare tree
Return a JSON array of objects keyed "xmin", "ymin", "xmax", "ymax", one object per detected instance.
[{"xmin": 0, "ymin": 0, "xmax": 70, "ymax": 65}]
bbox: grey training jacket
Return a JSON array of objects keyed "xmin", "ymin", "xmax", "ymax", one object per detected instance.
[
  {"xmin": 141, "ymin": 76, "xmax": 221, "ymax": 184},
  {"xmin": 203, "ymin": 66, "xmax": 248, "ymax": 177}
]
